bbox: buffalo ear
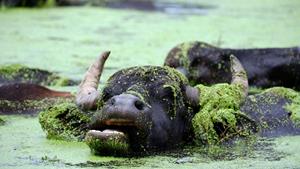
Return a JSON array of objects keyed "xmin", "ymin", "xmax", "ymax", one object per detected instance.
[{"xmin": 184, "ymin": 85, "xmax": 200, "ymax": 107}]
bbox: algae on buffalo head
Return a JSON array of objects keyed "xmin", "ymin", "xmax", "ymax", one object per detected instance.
[
  {"xmin": 85, "ymin": 130, "xmax": 129, "ymax": 156},
  {"xmin": 39, "ymin": 102, "xmax": 91, "ymax": 141},
  {"xmin": 101, "ymin": 65, "xmax": 191, "ymax": 120}
]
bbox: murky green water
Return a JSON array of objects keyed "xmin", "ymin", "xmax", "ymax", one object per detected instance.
[
  {"xmin": 1, "ymin": 0, "xmax": 300, "ymax": 168},
  {"xmin": 1, "ymin": 115, "xmax": 300, "ymax": 168}
]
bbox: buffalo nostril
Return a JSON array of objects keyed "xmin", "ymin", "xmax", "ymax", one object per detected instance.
[{"xmin": 134, "ymin": 100, "xmax": 145, "ymax": 111}]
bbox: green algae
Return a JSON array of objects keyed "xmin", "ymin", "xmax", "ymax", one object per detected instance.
[
  {"xmin": 0, "ymin": 64, "xmax": 76, "ymax": 86},
  {"xmin": 262, "ymin": 87, "xmax": 300, "ymax": 127},
  {"xmin": 248, "ymin": 87, "xmax": 264, "ymax": 95},
  {"xmin": 103, "ymin": 65, "xmax": 190, "ymax": 120},
  {"xmin": 0, "ymin": 64, "xmax": 24, "ymax": 75},
  {"xmin": 174, "ymin": 41, "xmax": 196, "ymax": 69},
  {"xmin": 192, "ymin": 83, "xmax": 255, "ymax": 145},
  {"xmin": 85, "ymin": 132, "xmax": 129, "ymax": 156},
  {"xmin": 0, "ymin": 116, "xmax": 4, "ymax": 125},
  {"xmin": 0, "ymin": 115, "xmax": 300, "ymax": 169},
  {"xmin": 0, "ymin": 0, "xmax": 300, "ymax": 168},
  {"xmin": 191, "ymin": 85, "xmax": 300, "ymax": 145},
  {"xmin": 169, "ymin": 41, "xmax": 216, "ymax": 71},
  {"xmin": 0, "ymin": 97, "xmax": 72, "ymax": 114},
  {"xmin": 39, "ymin": 102, "xmax": 91, "ymax": 141},
  {"xmin": 1, "ymin": 0, "xmax": 299, "ymax": 83}
]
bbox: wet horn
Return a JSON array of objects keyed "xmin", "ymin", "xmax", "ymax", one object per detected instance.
[
  {"xmin": 185, "ymin": 55, "xmax": 248, "ymax": 108},
  {"xmin": 76, "ymin": 51, "xmax": 110, "ymax": 110},
  {"xmin": 230, "ymin": 55, "xmax": 249, "ymax": 99}
]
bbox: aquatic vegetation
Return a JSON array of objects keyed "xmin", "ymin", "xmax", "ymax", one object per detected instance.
[
  {"xmin": 0, "ymin": 64, "xmax": 76, "ymax": 86},
  {"xmin": 1, "ymin": 0, "xmax": 300, "ymax": 167},
  {"xmin": 88, "ymin": 65, "xmax": 193, "ymax": 154},
  {"xmin": 39, "ymin": 102, "xmax": 91, "ymax": 141},
  {"xmin": 0, "ymin": 97, "xmax": 70, "ymax": 114},
  {"xmin": 192, "ymin": 83, "xmax": 256, "ymax": 145},
  {"xmin": 85, "ymin": 130, "xmax": 129, "ymax": 156},
  {"xmin": 102, "ymin": 65, "xmax": 190, "ymax": 119},
  {"xmin": 263, "ymin": 87, "xmax": 300, "ymax": 127},
  {"xmin": 0, "ymin": 116, "xmax": 4, "ymax": 125}
]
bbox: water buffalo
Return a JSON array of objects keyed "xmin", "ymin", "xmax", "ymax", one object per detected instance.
[
  {"xmin": 69, "ymin": 51, "xmax": 299, "ymax": 155},
  {"xmin": 0, "ymin": 83, "xmax": 73, "ymax": 114},
  {"xmin": 32, "ymin": 51, "xmax": 300, "ymax": 156},
  {"xmin": 164, "ymin": 41, "xmax": 300, "ymax": 90}
]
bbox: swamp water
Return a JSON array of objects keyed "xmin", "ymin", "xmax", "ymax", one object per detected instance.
[
  {"xmin": 1, "ymin": 0, "xmax": 300, "ymax": 168},
  {"xmin": 0, "ymin": 115, "xmax": 300, "ymax": 168}
]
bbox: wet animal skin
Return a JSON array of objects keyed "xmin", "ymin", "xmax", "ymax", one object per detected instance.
[{"xmin": 164, "ymin": 41, "xmax": 300, "ymax": 89}]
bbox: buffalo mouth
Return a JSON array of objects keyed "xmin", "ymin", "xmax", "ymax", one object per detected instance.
[{"xmin": 85, "ymin": 118, "xmax": 138, "ymax": 156}]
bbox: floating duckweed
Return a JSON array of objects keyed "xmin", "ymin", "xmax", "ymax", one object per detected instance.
[
  {"xmin": 0, "ymin": 98, "xmax": 69, "ymax": 114},
  {"xmin": 50, "ymin": 77, "xmax": 73, "ymax": 86},
  {"xmin": 39, "ymin": 102, "xmax": 91, "ymax": 141},
  {"xmin": 0, "ymin": 64, "xmax": 24, "ymax": 76},
  {"xmin": 192, "ymin": 83, "xmax": 253, "ymax": 145},
  {"xmin": 263, "ymin": 87, "xmax": 300, "ymax": 127}
]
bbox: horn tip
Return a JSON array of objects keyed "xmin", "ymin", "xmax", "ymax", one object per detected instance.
[{"xmin": 102, "ymin": 51, "xmax": 111, "ymax": 58}]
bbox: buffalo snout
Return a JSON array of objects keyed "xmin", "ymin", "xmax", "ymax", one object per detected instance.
[{"xmin": 108, "ymin": 94, "xmax": 147, "ymax": 113}]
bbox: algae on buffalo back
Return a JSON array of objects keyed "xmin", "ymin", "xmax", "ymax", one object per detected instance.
[
  {"xmin": 0, "ymin": 64, "xmax": 76, "ymax": 86},
  {"xmin": 0, "ymin": 97, "xmax": 69, "ymax": 114},
  {"xmin": 263, "ymin": 87, "xmax": 300, "ymax": 127}
]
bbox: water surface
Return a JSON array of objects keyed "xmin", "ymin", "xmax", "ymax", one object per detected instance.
[{"xmin": 0, "ymin": 0, "xmax": 300, "ymax": 168}]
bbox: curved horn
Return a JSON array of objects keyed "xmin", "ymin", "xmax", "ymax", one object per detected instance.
[
  {"xmin": 76, "ymin": 51, "xmax": 110, "ymax": 110},
  {"xmin": 185, "ymin": 55, "xmax": 248, "ymax": 107},
  {"xmin": 230, "ymin": 55, "xmax": 248, "ymax": 99}
]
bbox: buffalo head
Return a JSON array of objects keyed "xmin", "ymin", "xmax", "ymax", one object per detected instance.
[{"xmin": 76, "ymin": 51, "xmax": 248, "ymax": 155}]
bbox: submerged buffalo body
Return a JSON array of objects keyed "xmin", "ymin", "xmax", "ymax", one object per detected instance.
[{"xmin": 164, "ymin": 41, "xmax": 300, "ymax": 89}]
